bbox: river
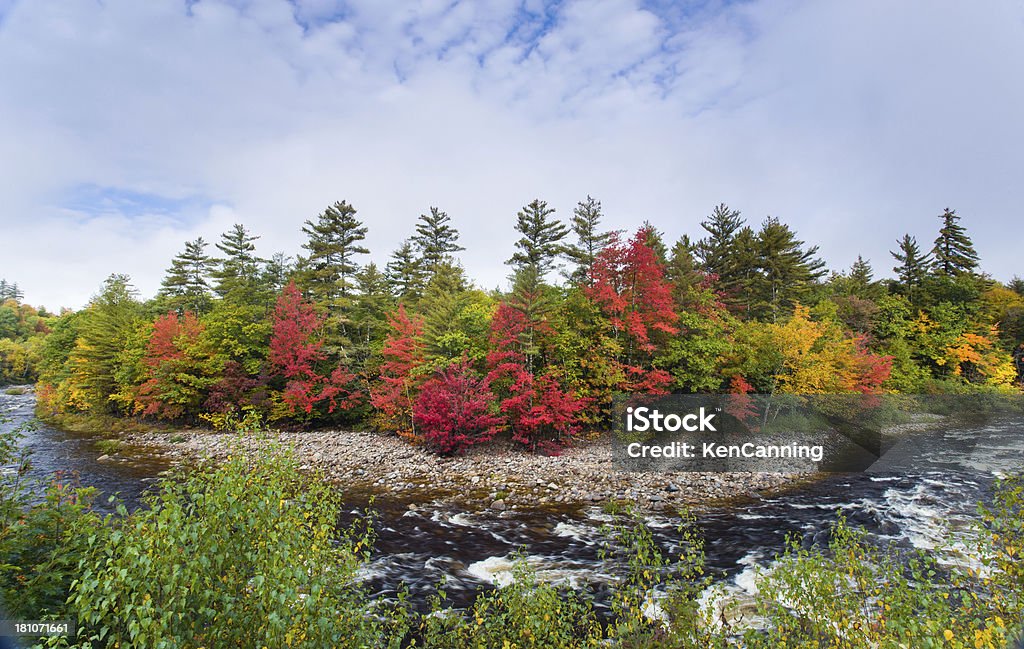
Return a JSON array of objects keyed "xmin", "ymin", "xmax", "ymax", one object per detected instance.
[{"xmin": 2, "ymin": 387, "xmax": 1022, "ymax": 615}]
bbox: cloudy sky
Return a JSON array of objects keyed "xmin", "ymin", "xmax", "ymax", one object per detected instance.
[{"xmin": 1, "ymin": 0, "xmax": 1022, "ymax": 310}]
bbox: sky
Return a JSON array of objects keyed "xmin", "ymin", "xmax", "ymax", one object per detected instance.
[{"xmin": 0, "ymin": 0, "xmax": 1022, "ymax": 310}]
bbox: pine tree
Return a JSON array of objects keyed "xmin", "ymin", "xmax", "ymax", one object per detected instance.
[
  {"xmin": 932, "ymin": 208, "xmax": 979, "ymax": 276},
  {"xmin": 665, "ymin": 235, "xmax": 705, "ymax": 304},
  {"xmin": 350, "ymin": 263, "xmax": 392, "ymax": 367},
  {"xmin": 0, "ymin": 280, "xmax": 24, "ymax": 302},
  {"xmin": 641, "ymin": 221, "xmax": 669, "ymax": 266},
  {"xmin": 262, "ymin": 252, "xmax": 293, "ymax": 295},
  {"xmin": 564, "ymin": 195, "xmax": 612, "ymax": 285},
  {"xmin": 846, "ymin": 256, "xmax": 883, "ymax": 300},
  {"xmin": 412, "ymin": 207, "xmax": 464, "ymax": 271},
  {"xmin": 298, "ymin": 200, "xmax": 369, "ymax": 309},
  {"xmin": 386, "ymin": 240, "xmax": 427, "ymax": 303},
  {"xmin": 747, "ymin": 217, "xmax": 826, "ymax": 321},
  {"xmin": 158, "ymin": 238, "xmax": 215, "ymax": 314},
  {"xmin": 211, "ymin": 225, "xmax": 263, "ymax": 304},
  {"xmin": 695, "ymin": 203, "xmax": 744, "ymax": 278},
  {"xmin": 891, "ymin": 234, "xmax": 931, "ymax": 297},
  {"xmin": 507, "ymin": 199, "xmax": 569, "ymax": 282},
  {"xmin": 1008, "ymin": 276, "xmax": 1024, "ymax": 297},
  {"xmin": 421, "ymin": 262, "xmax": 470, "ymax": 360}
]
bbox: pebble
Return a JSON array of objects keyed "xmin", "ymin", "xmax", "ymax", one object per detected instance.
[{"xmin": 121, "ymin": 428, "xmax": 802, "ymax": 513}]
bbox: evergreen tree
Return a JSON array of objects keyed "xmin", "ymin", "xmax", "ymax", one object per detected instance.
[
  {"xmin": 563, "ymin": 195, "xmax": 612, "ymax": 285},
  {"xmin": 1008, "ymin": 276, "xmax": 1024, "ymax": 297},
  {"xmin": 847, "ymin": 256, "xmax": 883, "ymax": 300},
  {"xmin": 507, "ymin": 199, "xmax": 569, "ymax": 282},
  {"xmin": 0, "ymin": 280, "xmax": 23, "ymax": 302},
  {"xmin": 211, "ymin": 225, "xmax": 263, "ymax": 304},
  {"xmin": 641, "ymin": 221, "xmax": 669, "ymax": 266},
  {"xmin": 747, "ymin": 217, "xmax": 826, "ymax": 321},
  {"xmin": 68, "ymin": 274, "xmax": 142, "ymax": 414},
  {"xmin": 932, "ymin": 208, "xmax": 979, "ymax": 276},
  {"xmin": 158, "ymin": 238, "xmax": 215, "ymax": 314},
  {"xmin": 298, "ymin": 200, "xmax": 369, "ymax": 310},
  {"xmin": 350, "ymin": 263, "xmax": 392, "ymax": 367},
  {"xmin": 386, "ymin": 240, "xmax": 427, "ymax": 303},
  {"xmin": 665, "ymin": 235, "xmax": 704, "ymax": 304},
  {"xmin": 412, "ymin": 207, "xmax": 464, "ymax": 271},
  {"xmin": 262, "ymin": 252, "xmax": 294, "ymax": 295},
  {"xmin": 421, "ymin": 262, "xmax": 471, "ymax": 360},
  {"xmin": 891, "ymin": 234, "xmax": 931, "ymax": 298},
  {"xmin": 695, "ymin": 203, "xmax": 744, "ymax": 278}
]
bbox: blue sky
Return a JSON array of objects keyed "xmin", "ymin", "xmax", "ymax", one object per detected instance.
[{"xmin": 0, "ymin": 0, "xmax": 1022, "ymax": 309}]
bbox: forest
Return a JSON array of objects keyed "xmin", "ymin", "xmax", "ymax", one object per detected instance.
[{"xmin": 2, "ymin": 199, "xmax": 1022, "ymax": 454}]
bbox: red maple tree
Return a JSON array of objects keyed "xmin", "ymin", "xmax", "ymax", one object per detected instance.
[
  {"xmin": 586, "ymin": 226, "xmax": 679, "ymax": 394},
  {"xmin": 268, "ymin": 282, "xmax": 360, "ymax": 417},
  {"xmin": 487, "ymin": 302, "xmax": 587, "ymax": 453},
  {"xmin": 134, "ymin": 311, "xmax": 207, "ymax": 419},
  {"xmin": 413, "ymin": 359, "xmax": 502, "ymax": 455},
  {"xmin": 369, "ymin": 305, "xmax": 426, "ymax": 438}
]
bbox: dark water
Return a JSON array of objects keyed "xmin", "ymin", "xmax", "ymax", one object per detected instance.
[
  {"xmin": 3, "ymin": 388, "xmax": 1022, "ymax": 614},
  {"xmin": 0, "ymin": 389, "xmax": 169, "ymax": 510}
]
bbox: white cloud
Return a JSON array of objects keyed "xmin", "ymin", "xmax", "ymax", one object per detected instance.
[{"xmin": 0, "ymin": 0, "xmax": 1022, "ymax": 309}]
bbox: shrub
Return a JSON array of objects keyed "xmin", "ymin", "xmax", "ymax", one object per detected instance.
[
  {"xmin": 413, "ymin": 360, "xmax": 502, "ymax": 455},
  {"xmin": 67, "ymin": 441, "xmax": 407, "ymax": 648}
]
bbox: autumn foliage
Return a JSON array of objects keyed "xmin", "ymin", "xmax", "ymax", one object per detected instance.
[
  {"xmin": 487, "ymin": 303, "xmax": 587, "ymax": 453},
  {"xmin": 370, "ymin": 305, "xmax": 426, "ymax": 438},
  {"xmin": 586, "ymin": 227, "xmax": 678, "ymax": 394},
  {"xmin": 134, "ymin": 312, "xmax": 210, "ymax": 419},
  {"xmin": 268, "ymin": 282, "xmax": 360, "ymax": 418},
  {"xmin": 413, "ymin": 359, "xmax": 502, "ymax": 455}
]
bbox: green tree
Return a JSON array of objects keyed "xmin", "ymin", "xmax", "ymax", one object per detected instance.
[
  {"xmin": 350, "ymin": 263, "xmax": 393, "ymax": 369},
  {"xmin": 891, "ymin": 234, "xmax": 931, "ymax": 301},
  {"xmin": 747, "ymin": 217, "xmax": 826, "ymax": 321},
  {"xmin": 1008, "ymin": 275, "xmax": 1024, "ymax": 296},
  {"xmin": 931, "ymin": 208, "xmax": 979, "ymax": 276},
  {"xmin": 564, "ymin": 195, "xmax": 613, "ymax": 285},
  {"xmin": 666, "ymin": 235, "xmax": 705, "ymax": 305},
  {"xmin": 261, "ymin": 252, "xmax": 294, "ymax": 295},
  {"xmin": 695, "ymin": 203, "xmax": 744, "ymax": 280},
  {"xmin": 66, "ymin": 275, "xmax": 143, "ymax": 414},
  {"xmin": 0, "ymin": 280, "xmax": 23, "ymax": 302},
  {"xmin": 507, "ymin": 199, "xmax": 569, "ymax": 282},
  {"xmin": 412, "ymin": 207, "xmax": 464, "ymax": 272},
  {"xmin": 298, "ymin": 201, "xmax": 369, "ymax": 310},
  {"xmin": 386, "ymin": 240, "xmax": 427, "ymax": 303},
  {"xmin": 211, "ymin": 225, "xmax": 264, "ymax": 305},
  {"xmin": 157, "ymin": 238, "xmax": 215, "ymax": 315}
]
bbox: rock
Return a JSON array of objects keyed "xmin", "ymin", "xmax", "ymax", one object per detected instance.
[
  {"xmin": 490, "ymin": 499, "xmax": 507, "ymax": 511},
  {"xmin": 470, "ymin": 475, "xmax": 481, "ymax": 484},
  {"xmin": 649, "ymin": 494, "xmax": 663, "ymax": 503},
  {"xmin": 666, "ymin": 483, "xmax": 680, "ymax": 493},
  {"xmin": 97, "ymin": 454, "xmax": 111, "ymax": 462},
  {"xmin": 546, "ymin": 482, "xmax": 558, "ymax": 490}
]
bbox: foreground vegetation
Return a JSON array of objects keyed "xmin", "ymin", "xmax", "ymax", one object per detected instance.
[
  {"xmin": 1, "ymin": 418, "xmax": 1021, "ymax": 648},
  {"xmin": 2, "ymin": 200, "xmax": 1022, "ymax": 456}
]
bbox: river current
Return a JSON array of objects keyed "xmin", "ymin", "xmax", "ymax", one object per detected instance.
[{"xmin": 2, "ymin": 388, "xmax": 1021, "ymax": 615}]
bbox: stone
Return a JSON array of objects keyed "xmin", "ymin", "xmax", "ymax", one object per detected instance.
[
  {"xmin": 97, "ymin": 454, "xmax": 111, "ymax": 462},
  {"xmin": 490, "ymin": 499, "xmax": 507, "ymax": 511}
]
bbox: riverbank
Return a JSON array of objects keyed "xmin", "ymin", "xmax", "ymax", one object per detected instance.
[{"xmin": 120, "ymin": 428, "xmax": 806, "ymax": 513}]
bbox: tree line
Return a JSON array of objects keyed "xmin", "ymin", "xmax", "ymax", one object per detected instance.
[{"xmin": 10, "ymin": 198, "xmax": 1023, "ymax": 453}]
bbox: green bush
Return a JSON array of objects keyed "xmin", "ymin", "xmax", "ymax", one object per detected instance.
[{"xmin": 67, "ymin": 440, "xmax": 407, "ymax": 649}]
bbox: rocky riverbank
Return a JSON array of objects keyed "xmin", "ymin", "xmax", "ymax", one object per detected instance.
[{"xmin": 119, "ymin": 428, "xmax": 807, "ymax": 513}]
